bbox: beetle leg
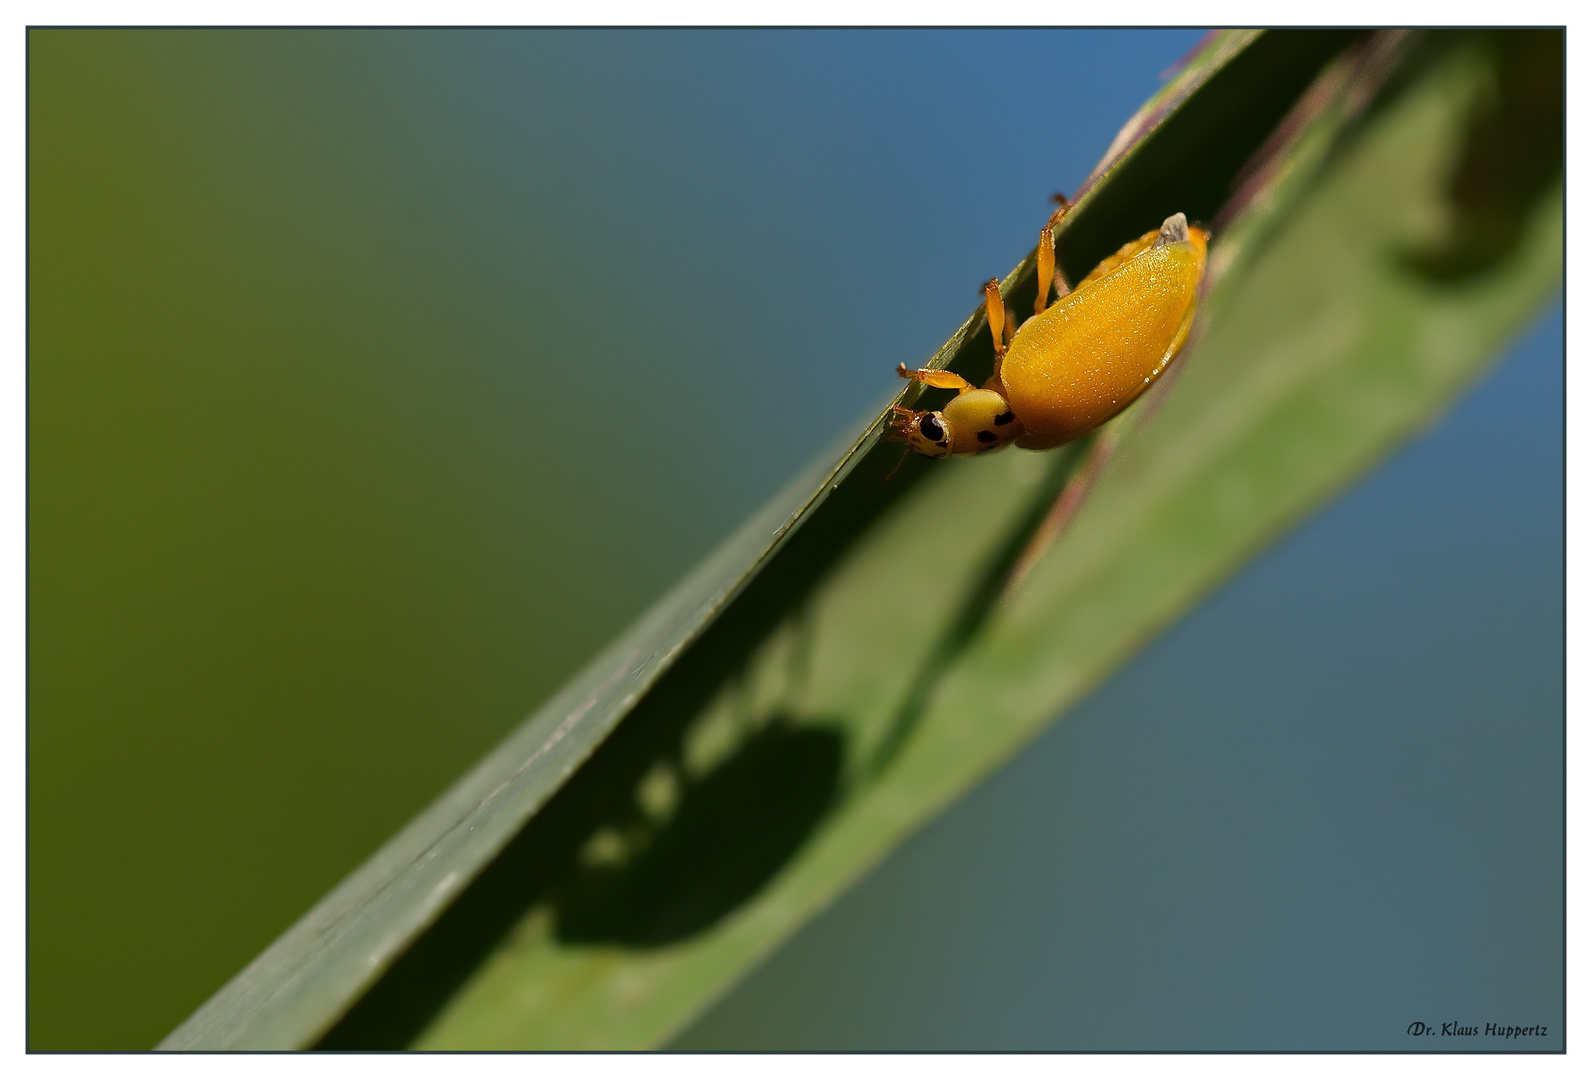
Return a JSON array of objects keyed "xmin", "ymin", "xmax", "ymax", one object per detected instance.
[
  {"xmin": 1035, "ymin": 223, "xmax": 1055, "ymax": 315},
  {"xmin": 895, "ymin": 364, "xmax": 976, "ymax": 393},
  {"xmin": 1045, "ymin": 195, "xmax": 1073, "ymax": 305},
  {"xmin": 1048, "ymin": 191, "xmax": 1072, "ymax": 227},
  {"xmin": 981, "ymin": 278, "xmax": 1009, "ymax": 383},
  {"xmin": 982, "ymin": 279, "xmax": 1007, "ymax": 358}
]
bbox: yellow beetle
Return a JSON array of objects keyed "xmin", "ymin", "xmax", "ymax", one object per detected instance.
[{"xmin": 888, "ymin": 208, "xmax": 1208, "ymax": 458}]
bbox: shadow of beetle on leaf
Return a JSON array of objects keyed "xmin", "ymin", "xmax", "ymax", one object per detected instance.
[{"xmin": 554, "ymin": 718, "xmax": 846, "ymax": 947}]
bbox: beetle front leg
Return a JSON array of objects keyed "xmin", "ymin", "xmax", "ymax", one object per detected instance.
[
  {"xmin": 1036, "ymin": 223, "xmax": 1056, "ymax": 315},
  {"xmin": 895, "ymin": 364, "xmax": 977, "ymax": 393}
]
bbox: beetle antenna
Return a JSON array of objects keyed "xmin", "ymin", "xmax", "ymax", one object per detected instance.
[{"xmin": 884, "ymin": 444, "xmax": 911, "ymax": 481}]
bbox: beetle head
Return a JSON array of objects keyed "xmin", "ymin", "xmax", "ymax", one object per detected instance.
[{"xmin": 886, "ymin": 406, "xmax": 953, "ymax": 458}]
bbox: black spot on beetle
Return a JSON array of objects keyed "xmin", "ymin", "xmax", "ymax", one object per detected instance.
[
  {"xmin": 994, "ymin": 410, "xmax": 1016, "ymax": 426},
  {"xmin": 976, "ymin": 430, "xmax": 997, "ymax": 443},
  {"xmin": 919, "ymin": 414, "xmax": 944, "ymax": 442}
]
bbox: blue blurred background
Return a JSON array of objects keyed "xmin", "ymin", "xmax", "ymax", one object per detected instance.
[{"xmin": 28, "ymin": 29, "xmax": 1560, "ymax": 1050}]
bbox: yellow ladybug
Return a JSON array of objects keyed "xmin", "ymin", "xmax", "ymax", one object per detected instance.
[{"xmin": 888, "ymin": 209, "xmax": 1208, "ymax": 457}]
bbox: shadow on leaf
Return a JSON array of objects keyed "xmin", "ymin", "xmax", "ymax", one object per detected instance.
[{"xmin": 555, "ymin": 719, "xmax": 845, "ymax": 947}]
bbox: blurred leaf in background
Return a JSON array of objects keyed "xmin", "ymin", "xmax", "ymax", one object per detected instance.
[{"xmin": 28, "ymin": 28, "xmax": 1205, "ymax": 1051}]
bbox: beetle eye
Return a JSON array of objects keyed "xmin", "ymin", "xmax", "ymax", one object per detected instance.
[{"xmin": 918, "ymin": 413, "xmax": 944, "ymax": 442}]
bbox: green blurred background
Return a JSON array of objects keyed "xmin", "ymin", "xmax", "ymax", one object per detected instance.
[{"xmin": 28, "ymin": 28, "xmax": 1209, "ymax": 1049}]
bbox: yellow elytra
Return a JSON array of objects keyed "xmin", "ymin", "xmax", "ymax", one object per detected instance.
[{"xmin": 888, "ymin": 208, "xmax": 1208, "ymax": 458}]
